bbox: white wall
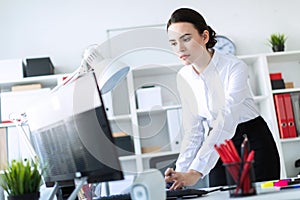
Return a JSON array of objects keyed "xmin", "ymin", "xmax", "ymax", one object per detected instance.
[{"xmin": 0, "ymin": 0, "xmax": 299, "ymax": 73}]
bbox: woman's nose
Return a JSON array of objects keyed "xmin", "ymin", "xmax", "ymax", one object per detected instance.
[{"xmin": 177, "ymin": 42, "xmax": 186, "ymax": 53}]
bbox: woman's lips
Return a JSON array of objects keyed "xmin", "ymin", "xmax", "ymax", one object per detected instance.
[{"xmin": 180, "ymin": 55, "xmax": 189, "ymax": 60}]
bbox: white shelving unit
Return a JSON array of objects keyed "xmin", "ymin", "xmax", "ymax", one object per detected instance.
[{"xmin": 265, "ymin": 51, "xmax": 300, "ymax": 178}]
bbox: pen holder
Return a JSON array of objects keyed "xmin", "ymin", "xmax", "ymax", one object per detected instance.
[{"xmin": 224, "ymin": 161, "xmax": 256, "ymax": 197}]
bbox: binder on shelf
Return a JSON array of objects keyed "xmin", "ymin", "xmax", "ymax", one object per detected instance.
[
  {"xmin": 291, "ymin": 92, "xmax": 300, "ymax": 136},
  {"xmin": 274, "ymin": 94, "xmax": 289, "ymax": 138},
  {"xmin": 166, "ymin": 109, "xmax": 182, "ymax": 151},
  {"xmin": 283, "ymin": 93, "xmax": 297, "ymax": 138}
]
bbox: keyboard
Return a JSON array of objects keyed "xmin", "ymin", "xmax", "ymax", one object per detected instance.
[
  {"xmin": 167, "ymin": 189, "xmax": 208, "ymax": 199},
  {"xmin": 97, "ymin": 188, "xmax": 208, "ymax": 199}
]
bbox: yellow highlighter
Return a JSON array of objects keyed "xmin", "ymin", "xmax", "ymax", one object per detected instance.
[{"xmin": 261, "ymin": 181, "xmax": 275, "ymax": 188}]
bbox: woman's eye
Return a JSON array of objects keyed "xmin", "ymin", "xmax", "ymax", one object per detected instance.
[
  {"xmin": 183, "ymin": 37, "xmax": 191, "ymax": 42},
  {"xmin": 170, "ymin": 41, "xmax": 177, "ymax": 46}
]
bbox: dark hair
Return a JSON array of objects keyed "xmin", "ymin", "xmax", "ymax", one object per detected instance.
[{"xmin": 167, "ymin": 8, "xmax": 217, "ymax": 49}]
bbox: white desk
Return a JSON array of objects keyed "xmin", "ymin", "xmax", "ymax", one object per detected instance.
[{"xmin": 195, "ymin": 187, "xmax": 300, "ymax": 200}]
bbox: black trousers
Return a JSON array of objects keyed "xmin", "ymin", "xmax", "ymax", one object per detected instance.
[{"xmin": 209, "ymin": 116, "xmax": 281, "ymax": 187}]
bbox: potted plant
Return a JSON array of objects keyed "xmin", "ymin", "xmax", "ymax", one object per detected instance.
[
  {"xmin": 0, "ymin": 159, "xmax": 43, "ymax": 200},
  {"xmin": 268, "ymin": 33, "xmax": 287, "ymax": 52}
]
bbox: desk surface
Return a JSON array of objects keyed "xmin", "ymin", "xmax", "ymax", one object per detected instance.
[{"xmin": 196, "ymin": 187, "xmax": 300, "ymax": 200}]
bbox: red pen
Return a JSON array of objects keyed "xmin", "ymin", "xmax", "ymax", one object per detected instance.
[
  {"xmin": 235, "ymin": 150, "xmax": 255, "ymax": 194},
  {"xmin": 225, "ymin": 139, "xmax": 240, "ymax": 162},
  {"xmin": 215, "ymin": 143, "xmax": 240, "ymax": 182}
]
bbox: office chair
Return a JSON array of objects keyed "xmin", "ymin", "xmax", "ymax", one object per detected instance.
[
  {"xmin": 149, "ymin": 153, "xmax": 179, "ymax": 175},
  {"xmin": 149, "ymin": 153, "xmax": 209, "ymax": 189}
]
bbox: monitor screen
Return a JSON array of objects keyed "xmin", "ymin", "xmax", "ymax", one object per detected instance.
[{"xmin": 26, "ymin": 71, "xmax": 124, "ymax": 186}]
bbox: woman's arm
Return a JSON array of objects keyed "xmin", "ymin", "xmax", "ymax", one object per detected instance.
[{"xmin": 175, "ymin": 71, "xmax": 205, "ymax": 172}]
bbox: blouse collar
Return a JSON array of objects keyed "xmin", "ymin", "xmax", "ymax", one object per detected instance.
[{"xmin": 200, "ymin": 50, "xmax": 220, "ymax": 78}]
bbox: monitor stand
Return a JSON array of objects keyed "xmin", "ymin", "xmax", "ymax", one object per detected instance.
[
  {"xmin": 67, "ymin": 176, "xmax": 88, "ymax": 200},
  {"xmin": 47, "ymin": 182, "xmax": 60, "ymax": 200},
  {"xmin": 46, "ymin": 177, "xmax": 88, "ymax": 200}
]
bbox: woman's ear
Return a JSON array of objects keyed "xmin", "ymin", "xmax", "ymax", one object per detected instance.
[{"xmin": 202, "ymin": 30, "xmax": 210, "ymax": 44}]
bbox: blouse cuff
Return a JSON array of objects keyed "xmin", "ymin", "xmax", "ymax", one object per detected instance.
[{"xmin": 189, "ymin": 158, "xmax": 209, "ymax": 177}]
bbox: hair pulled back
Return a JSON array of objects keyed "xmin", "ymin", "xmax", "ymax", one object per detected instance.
[{"xmin": 167, "ymin": 8, "xmax": 217, "ymax": 49}]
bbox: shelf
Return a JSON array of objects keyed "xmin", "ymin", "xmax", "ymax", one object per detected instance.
[
  {"xmin": 137, "ymin": 104, "xmax": 181, "ymax": 115},
  {"xmin": 119, "ymin": 155, "xmax": 138, "ymax": 161},
  {"xmin": 108, "ymin": 114, "xmax": 131, "ymax": 121},
  {"xmin": 272, "ymin": 88, "xmax": 300, "ymax": 94},
  {"xmin": 280, "ymin": 137, "xmax": 300, "ymax": 143},
  {"xmin": 141, "ymin": 150, "xmax": 179, "ymax": 159},
  {"xmin": 0, "ymin": 123, "xmax": 15, "ymax": 128},
  {"xmin": 119, "ymin": 150, "xmax": 180, "ymax": 161},
  {"xmin": 266, "ymin": 50, "xmax": 300, "ymax": 63},
  {"xmin": 0, "ymin": 74, "xmax": 67, "ymax": 90}
]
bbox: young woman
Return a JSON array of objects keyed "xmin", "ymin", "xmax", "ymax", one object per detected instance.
[{"xmin": 164, "ymin": 8, "xmax": 280, "ymax": 190}]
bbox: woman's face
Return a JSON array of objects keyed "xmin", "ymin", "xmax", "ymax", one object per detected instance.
[{"xmin": 167, "ymin": 22, "xmax": 208, "ymax": 66}]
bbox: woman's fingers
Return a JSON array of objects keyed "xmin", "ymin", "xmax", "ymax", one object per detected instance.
[
  {"xmin": 169, "ymin": 180, "xmax": 183, "ymax": 190},
  {"xmin": 164, "ymin": 167, "xmax": 174, "ymax": 176},
  {"xmin": 164, "ymin": 168, "xmax": 175, "ymax": 183}
]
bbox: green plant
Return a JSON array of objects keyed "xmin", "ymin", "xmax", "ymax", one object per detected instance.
[
  {"xmin": 0, "ymin": 159, "xmax": 43, "ymax": 196},
  {"xmin": 268, "ymin": 33, "xmax": 287, "ymax": 46}
]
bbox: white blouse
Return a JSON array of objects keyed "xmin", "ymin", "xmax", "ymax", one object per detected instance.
[{"xmin": 175, "ymin": 50, "xmax": 259, "ymax": 177}]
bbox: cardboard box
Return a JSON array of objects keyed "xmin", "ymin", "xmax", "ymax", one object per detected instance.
[
  {"xmin": 11, "ymin": 83, "xmax": 42, "ymax": 92},
  {"xmin": 271, "ymin": 79, "xmax": 285, "ymax": 90},
  {"xmin": 285, "ymin": 82, "xmax": 294, "ymax": 89},
  {"xmin": 269, "ymin": 73, "xmax": 282, "ymax": 80},
  {"xmin": 0, "ymin": 59, "xmax": 24, "ymax": 81},
  {"xmin": 141, "ymin": 146, "xmax": 161, "ymax": 153}
]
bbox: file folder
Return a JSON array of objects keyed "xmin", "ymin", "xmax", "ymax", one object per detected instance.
[
  {"xmin": 283, "ymin": 93, "xmax": 297, "ymax": 138},
  {"xmin": 166, "ymin": 109, "xmax": 182, "ymax": 151},
  {"xmin": 291, "ymin": 93, "xmax": 300, "ymax": 136},
  {"xmin": 274, "ymin": 94, "xmax": 289, "ymax": 138}
]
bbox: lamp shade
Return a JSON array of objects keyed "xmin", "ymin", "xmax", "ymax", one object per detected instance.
[
  {"xmin": 93, "ymin": 59, "xmax": 130, "ymax": 94},
  {"xmin": 82, "ymin": 44, "xmax": 130, "ymax": 94}
]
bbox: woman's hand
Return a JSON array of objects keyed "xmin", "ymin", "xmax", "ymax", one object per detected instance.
[{"xmin": 164, "ymin": 168, "xmax": 203, "ymax": 190}]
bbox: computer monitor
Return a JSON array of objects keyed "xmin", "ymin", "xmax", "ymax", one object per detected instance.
[{"xmin": 26, "ymin": 71, "xmax": 124, "ymax": 189}]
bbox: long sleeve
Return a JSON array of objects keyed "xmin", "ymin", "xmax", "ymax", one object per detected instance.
[{"xmin": 175, "ymin": 71, "xmax": 206, "ymax": 172}]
